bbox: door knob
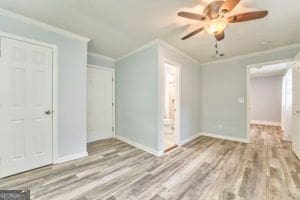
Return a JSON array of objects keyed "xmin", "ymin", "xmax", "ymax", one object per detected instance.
[{"xmin": 45, "ymin": 110, "xmax": 51, "ymax": 115}]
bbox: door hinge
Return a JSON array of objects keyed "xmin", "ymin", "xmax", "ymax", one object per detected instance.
[
  {"xmin": 112, "ymin": 102, "xmax": 114, "ymax": 106},
  {"xmin": 112, "ymin": 127, "xmax": 115, "ymax": 132},
  {"xmin": 112, "ymin": 77, "xmax": 114, "ymax": 82}
]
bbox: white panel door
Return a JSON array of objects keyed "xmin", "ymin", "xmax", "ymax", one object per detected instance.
[
  {"xmin": 0, "ymin": 37, "xmax": 53, "ymax": 178},
  {"xmin": 87, "ymin": 66, "xmax": 113, "ymax": 142},
  {"xmin": 292, "ymin": 53, "xmax": 300, "ymax": 159}
]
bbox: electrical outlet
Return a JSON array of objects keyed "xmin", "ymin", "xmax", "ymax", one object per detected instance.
[{"xmin": 218, "ymin": 124, "xmax": 223, "ymax": 129}]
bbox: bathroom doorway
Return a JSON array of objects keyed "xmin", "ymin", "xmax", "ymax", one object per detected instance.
[{"xmin": 163, "ymin": 63, "xmax": 180, "ymax": 152}]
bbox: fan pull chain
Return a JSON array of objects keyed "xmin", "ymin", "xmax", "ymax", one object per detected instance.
[
  {"xmin": 215, "ymin": 41, "xmax": 219, "ymax": 55},
  {"xmin": 214, "ymin": 40, "xmax": 224, "ymax": 57}
]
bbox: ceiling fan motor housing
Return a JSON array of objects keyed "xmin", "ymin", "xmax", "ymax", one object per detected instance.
[
  {"xmin": 178, "ymin": 0, "xmax": 268, "ymax": 42},
  {"xmin": 203, "ymin": 1, "xmax": 225, "ymax": 19}
]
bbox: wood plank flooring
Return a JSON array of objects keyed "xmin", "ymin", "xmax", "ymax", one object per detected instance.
[
  {"xmin": 1, "ymin": 125, "xmax": 300, "ymax": 199},
  {"xmin": 250, "ymin": 124, "xmax": 291, "ymax": 148}
]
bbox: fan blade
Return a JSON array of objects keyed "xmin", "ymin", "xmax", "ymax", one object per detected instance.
[
  {"xmin": 215, "ymin": 31, "xmax": 225, "ymax": 41},
  {"xmin": 178, "ymin": 11, "xmax": 206, "ymax": 21},
  {"xmin": 227, "ymin": 10, "xmax": 268, "ymax": 23},
  {"xmin": 220, "ymin": 0, "xmax": 240, "ymax": 13},
  {"xmin": 182, "ymin": 27, "xmax": 204, "ymax": 40}
]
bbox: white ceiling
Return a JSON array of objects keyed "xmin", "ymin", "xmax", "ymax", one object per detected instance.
[
  {"xmin": 250, "ymin": 62, "xmax": 289, "ymax": 78},
  {"xmin": 1, "ymin": 0, "xmax": 299, "ymax": 62}
]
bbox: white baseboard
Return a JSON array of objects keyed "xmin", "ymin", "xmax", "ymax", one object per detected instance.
[
  {"xmin": 54, "ymin": 151, "xmax": 88, "ymax": 164},
  {"xmin": 115, "ymin": 135, "xmax": 163, "ymax": 157},
  {"xmin": 200, "ymin": 132, "xmax": 249, "ymax": 143},
  {"xmin": 87, "ymin": 132, "xmax": 111, "ymax": 143},
  {"xmin": 178, "ymin": 133, "xmax": 202, "ymax": 145},
  {"xmin": 251, "ymin": 120, "xmax": 281, "ymax": 126}
]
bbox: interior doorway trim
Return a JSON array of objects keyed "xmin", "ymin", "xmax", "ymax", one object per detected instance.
[
  {"xmin": 0, "ymin": 31, "xmax": 59, "ymax": 164},
  {"xmin": 87, "ymin": 64, "xmax": 116, "ymax": 138},
  {"xmin": 158, "ymin": 58, "xmax": 181, "ymax": 154},
  {"xmin": 246, "ymin": 58, "xmax": 293, "ymax": 142}
]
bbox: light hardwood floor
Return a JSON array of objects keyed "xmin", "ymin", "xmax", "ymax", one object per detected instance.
[{"xmin": 1, "ymin": 125, "xmax": 300, "ymax": 199}]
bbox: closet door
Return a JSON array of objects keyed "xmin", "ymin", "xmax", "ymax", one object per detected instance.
[
  {"xmin": 87, "ymin": 66, "xmax": 114, "ymax": 143},
  {"xmin": 0, "ymin": 37, "xmax": 53, "ymax": 178},
  {"xmin": 292, "ymin": 53, "xmax": 300, "ymax": 159}
]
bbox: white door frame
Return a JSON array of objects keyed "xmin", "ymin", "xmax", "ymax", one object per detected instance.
[
  {"xmin": 246, "ymin": 58, "xmax": 293, "ymax": 142},
  {"xmin": 0, "ymin": 31, "xmax": 59, "ymax": 166},
  {"xmin": 87, "ymin": 64, "xmax": 116, "ymax": 138},
  {"xmin": 158, "ymin": 58, "xmax": 181, "ymax": 154},
  {"xmin": 292, "ymin": 53, "xmax": 300, "ymax": 159}
]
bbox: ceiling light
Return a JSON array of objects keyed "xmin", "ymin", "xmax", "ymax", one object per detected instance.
[{"xmin": 204, "ymin": 18, "xmax": 228, "ymax": 35}]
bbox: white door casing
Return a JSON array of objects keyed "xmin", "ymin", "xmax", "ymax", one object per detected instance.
[
  {"xmin": 159, "ymin": 60, "xmax": 181, "ymax": 153},
  {"xmin": 246, "ymin": 58, "xmax": 293, "ymax": 142},
  {"xmin": 87, "ymin": 66, "xmax": 114, "ymax": 142},
  {"xmin": 292, "ymin": 53, "xmax": 300, "ymax": 159},
  {"xmin": 0, "ymin": 37, "xmax": 53, "ymax": 178},
  {"xmin": 281, "ymin": 66, "xmax": 293, "ymax": 140}
]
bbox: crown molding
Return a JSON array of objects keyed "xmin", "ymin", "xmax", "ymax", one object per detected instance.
[
  {"xmin": 0, "ymin": 8, "xmax": 90, "ymax": 43},
  {"xmin": 117, "ymin": 39, "xmax": 201, "ymax": 65},
  {"xmin": 202, "ymin": 43, "xmax": 300, "ymax": 66},
  {"xmin": 117, "ymin": 39, "xmax": 160, "ymax": 61},
  {"xmin": 247, "ymin": 58, "xmax": 292, "ymax": 69},
  {"xmin": 88, "ymin": 52, "xmax": 116, "ymax": 63},
  {"xmin": 157, "ymin": 39, "xmax": 201, "ymax": 65}
]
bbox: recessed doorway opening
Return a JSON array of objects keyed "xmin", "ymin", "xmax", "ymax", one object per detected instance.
[
  {"xmin": 247, "ymin": 59, "xmax": 293, "ymax": 145},
  {"xmin": 163, "ymin": 62, "xmax": 180, "ymax": 152}
]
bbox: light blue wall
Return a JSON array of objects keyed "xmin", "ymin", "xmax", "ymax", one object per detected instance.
[
  {"xmin": 87, "ymin": 53, "xmax": 116, "ymax": 69},
  {"xmin": 251, "ymin": 75, "xmax": 283, "ymax": 122},
  {"xmin": 160, "ymin": 44, "xmax": 201, "ymax": 142},
  {"xmin": 116, "ymin": 44, "xmax": 160, "ymax": 151},
  {"xmin": 201, "ymin": 45, "xmax": 300, "ymax": 140},
  {"xmin": 0, "ymin": 15, "xmax": 88, "ymax": 158},
  {"xmin": 116, "ymin": 42, "xmax": 202, "ymax": 151}
]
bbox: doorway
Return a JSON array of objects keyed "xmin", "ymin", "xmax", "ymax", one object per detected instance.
[
  {"xmin": 292, "ymin": 53, "xmax": 300, "ymax": 159},
  {"xmin": 247, "ymin": 59, "xmax": 293, "ymax": 145},
  {"xmin": 163, "ymin": 62, "xmax": 180, "ymax": 152},
  {"xmin": 87, "ymin": 65, "xmax": 115, "ymax": 143},
  {"xmin": 0, "ymin": 34, "xmax": 57, "ymax": 178}
]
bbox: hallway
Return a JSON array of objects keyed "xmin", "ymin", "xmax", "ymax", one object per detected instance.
[{"xmin": 250, "ymin": 124, "xmax": 292, "ymax": 149}]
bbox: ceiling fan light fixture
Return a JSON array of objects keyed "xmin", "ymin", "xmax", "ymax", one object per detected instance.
[
  {"xmin": 178, "ymin": 0, "xmax": 268, "ymax": 41},
  {"xmin": 204, "ymin": 18, "xmax": 228, "ymax": 35}
]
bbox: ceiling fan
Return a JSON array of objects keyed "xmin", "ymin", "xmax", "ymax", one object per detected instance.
[{"xmin": 178, "ymin": 0, "xmax": 268, "ymax": 41}]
